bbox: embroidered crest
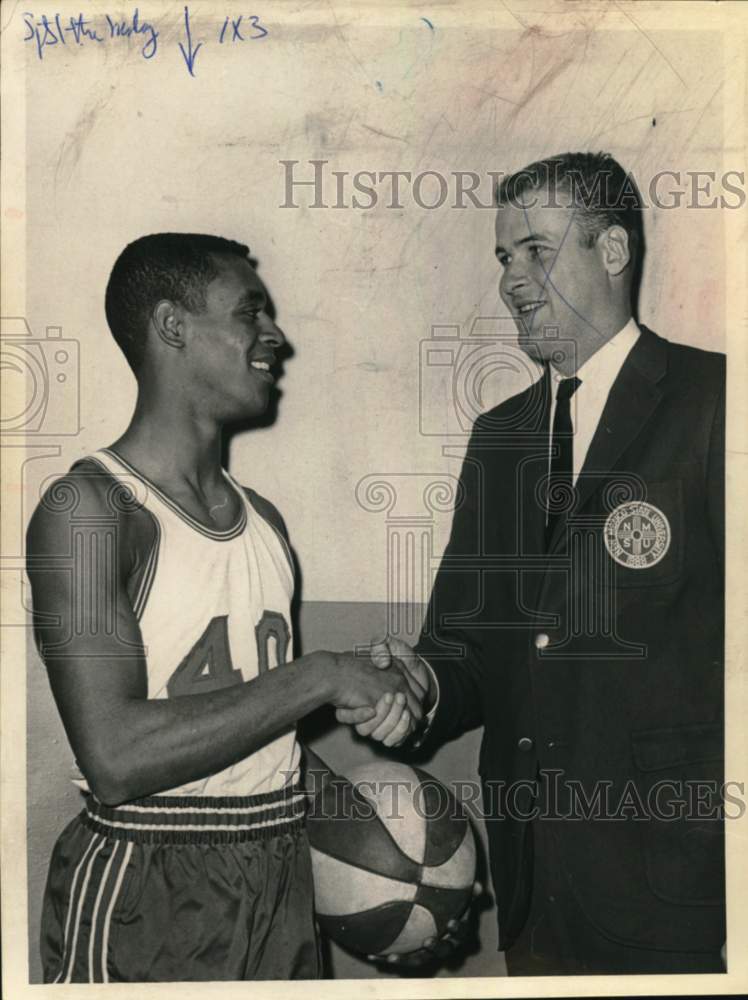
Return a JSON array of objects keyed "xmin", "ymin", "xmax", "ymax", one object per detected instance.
[{"xmin": 604, "ymin": 501, "xmax": 671, "ymax": 569}]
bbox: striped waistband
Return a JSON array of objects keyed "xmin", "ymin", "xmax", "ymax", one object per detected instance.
[{"xmin": 83, "ymin": 784, "xmax": 309, "ymax": 844}]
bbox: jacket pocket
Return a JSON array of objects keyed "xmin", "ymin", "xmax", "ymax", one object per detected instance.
[{"xmin": 630, "ymin": 721, "xmax": 724, "ymax": 906}]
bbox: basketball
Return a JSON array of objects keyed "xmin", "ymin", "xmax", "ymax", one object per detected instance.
[{"xmin": 306, "ymin": 761, "xmax": 476, "ymax": 957}]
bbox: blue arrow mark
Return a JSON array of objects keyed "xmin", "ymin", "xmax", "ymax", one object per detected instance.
[{"xmin": 178, "ymin": 5, "xmax": 203, "ymax": 77}]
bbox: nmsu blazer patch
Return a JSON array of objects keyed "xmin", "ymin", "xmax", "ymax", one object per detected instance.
[{"xmin": 604, "ymin": 501, "xmax": 671, "ymax": 569}]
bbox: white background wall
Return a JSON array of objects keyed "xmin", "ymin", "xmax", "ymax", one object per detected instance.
[{"xmin": 17, "ymin": 2, "xmax": 729, "ymax": 604}]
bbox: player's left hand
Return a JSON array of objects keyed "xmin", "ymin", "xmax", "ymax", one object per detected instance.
[{"xmin": 366, "ymin": 881, "xmax": 483, "ymax": 971}]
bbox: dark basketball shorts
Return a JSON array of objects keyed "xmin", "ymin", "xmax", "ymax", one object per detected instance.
[{"xmin": 40, "ymin": 785, "xmax": 321, "ymax": 983}]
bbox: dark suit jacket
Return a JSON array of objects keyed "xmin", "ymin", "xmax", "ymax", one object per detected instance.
[{"xmin": 416, "ymin": 326, "xmax": 725, "ymax": 954}]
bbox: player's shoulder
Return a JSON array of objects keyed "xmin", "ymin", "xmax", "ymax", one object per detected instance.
[
  {"xmin": 27, "ymin": 456, "xmax": 152, "ymax": 555},
  {"xmin": 239, "ymin": 485, "xmax": 289, "ymax": 543},
  {"xmin": 28, "ymin": 459, "xmax": 110, "ymax": 543}
]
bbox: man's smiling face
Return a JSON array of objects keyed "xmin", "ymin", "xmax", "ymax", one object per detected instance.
[
  {"xmin": 181, "ymin": 254, "xmax": 285, "ymax": 422},
  {"xmin": 495, "ymin": 184, "xmax": 612, "ymax": 367}
]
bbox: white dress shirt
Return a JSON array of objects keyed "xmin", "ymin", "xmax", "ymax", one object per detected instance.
[
  {"xmin": 418, "ymin": 318, "xmax": 641, "ymax": 731},
  {"xmin": 548, "ymin": 318, "xmax": 641, "ymax": 484}
]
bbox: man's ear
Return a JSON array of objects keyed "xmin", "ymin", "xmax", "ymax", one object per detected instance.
[
  {"xmin": 599, "ymin": 225, "xmax": 631, "ymax": 277},
  {"xmin": 152, "ymin": 300, "xmax": 185, "ymax": 350}
]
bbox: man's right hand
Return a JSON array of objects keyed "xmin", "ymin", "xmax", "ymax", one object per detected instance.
[
  {"xmin": 336, "ymin": 638, "xmax": 436, "ymax": 746},
  {"xmin": 328, "ymin": 650, "xmax": 425, "ymax": 725}
]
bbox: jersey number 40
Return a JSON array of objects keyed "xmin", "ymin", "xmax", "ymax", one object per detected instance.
[{"xmin": 167, "ymin": 611, "xmax": 290, "ymax": 697}]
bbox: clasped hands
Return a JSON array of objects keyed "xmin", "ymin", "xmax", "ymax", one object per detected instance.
[{"xmin": 334, "ymin": 637, "xmax": 432, "ymax": 747}]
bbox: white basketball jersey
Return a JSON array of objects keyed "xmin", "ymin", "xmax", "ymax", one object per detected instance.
[{"xmin": 78, "ymin": 448, "xmax": 301, "ymax": 798}]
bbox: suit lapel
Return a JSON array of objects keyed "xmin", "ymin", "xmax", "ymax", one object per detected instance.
[{"xmin": 547, "ymin": 326, "xmax": 668, "ymax": 552}]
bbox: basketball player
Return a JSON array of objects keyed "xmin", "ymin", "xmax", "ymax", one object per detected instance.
[{"xmin": 26, "ymin": 233, "xmax": 425, "ymax": 983}]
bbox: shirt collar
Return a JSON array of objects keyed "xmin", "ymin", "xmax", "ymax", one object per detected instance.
[{"xmin": 550, "ymin": 317, "xmax": 641, "ymax": 394}]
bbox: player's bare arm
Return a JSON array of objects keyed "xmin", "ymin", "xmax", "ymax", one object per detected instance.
[{"xmin": 27, "ymin": 467, "xmax": 421, "ymax": 807}]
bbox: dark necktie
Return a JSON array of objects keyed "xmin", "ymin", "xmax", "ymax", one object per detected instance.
[{"xmin": 546, "ymin": 375, "xmax": 581, "ymax": 548}]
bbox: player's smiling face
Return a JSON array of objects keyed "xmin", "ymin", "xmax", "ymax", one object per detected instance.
[
  {"xmin": 495, "ymin": 185, "xmax": 610, "ymax": 367},
  {"xmin": 184, "ymin": 254, "xmax": 285, "ymax": 421}
]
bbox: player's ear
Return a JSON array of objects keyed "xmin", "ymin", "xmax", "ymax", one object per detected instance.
[
  {"xmin": 152, "ymin": 300, "xmax": 186, "ymax": 351},
  {"xmin": 599, "ymin": 225, "xmax": 631, "ymax": 277}
]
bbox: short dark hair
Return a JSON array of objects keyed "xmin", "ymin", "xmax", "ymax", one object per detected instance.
[
  {"xmin": 496, "ymin": 152, "xmax": 643, "ymax": 265},
  {"xmin": 104, "ymin": 233, "xmax": 250, "ymax": 373}
]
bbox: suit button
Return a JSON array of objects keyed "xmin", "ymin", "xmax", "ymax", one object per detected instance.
[
  {"xmin": 517, "ymin": 737, "xmax": 534, "ymax": 752},
  {"xmin": 534, "ymin": 633, "xmax": 550, "ymax": 649}
]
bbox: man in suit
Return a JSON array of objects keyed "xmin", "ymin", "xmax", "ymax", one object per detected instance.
[{"xmin": 341, "ymin": 152, "xmax": 726, "ymax": 974}]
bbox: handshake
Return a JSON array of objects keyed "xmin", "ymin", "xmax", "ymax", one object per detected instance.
[{"xmin": 328, "ymin": 637, "xmax": 437, "ymax": 748}]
